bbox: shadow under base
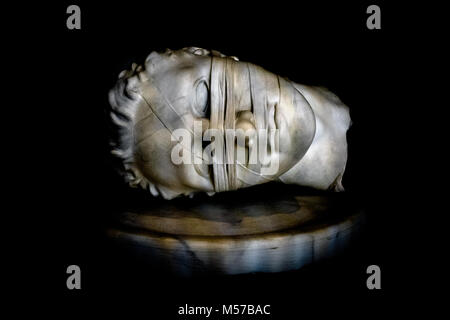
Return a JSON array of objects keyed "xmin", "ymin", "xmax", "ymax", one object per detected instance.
[{"xmin": 107, "ymin": 184, "xmax": 364, "ymax": 276}]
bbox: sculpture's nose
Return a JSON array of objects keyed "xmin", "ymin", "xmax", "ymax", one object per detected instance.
[{"xmin": 235, "ymin": 111, "xmax": 256, "ymax": 148}]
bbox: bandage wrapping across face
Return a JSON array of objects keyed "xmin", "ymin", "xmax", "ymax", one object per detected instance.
[
  {"xmin": 138, "ymin": 56, "xmax": 317, "ymax": 193},
  {"xmin": 209, "ymin": 57, "xmax": 315, "ymax": 192}
]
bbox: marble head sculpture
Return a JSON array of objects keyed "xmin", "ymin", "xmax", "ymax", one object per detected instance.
[{"xmin": 109, "ymin": 47, "xmax": 351, "ymax": 200}]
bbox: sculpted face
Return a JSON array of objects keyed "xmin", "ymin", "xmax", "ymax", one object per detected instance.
[
  {"xmin": 132, "ymin": 49, "xmax": 215, "ymax": 199},
  {"xmin": 109, "ymin": 47, "xmax": 351, "ymax": 199}
]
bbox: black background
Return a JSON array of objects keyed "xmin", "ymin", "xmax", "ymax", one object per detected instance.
[{"xmin": 10, "ymin": 0, "xmax": 430, "ymax": 318}]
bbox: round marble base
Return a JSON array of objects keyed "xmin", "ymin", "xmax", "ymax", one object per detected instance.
[{"xmin": 107, "ymin": 185, "xmax": 364, "ymax": 276}]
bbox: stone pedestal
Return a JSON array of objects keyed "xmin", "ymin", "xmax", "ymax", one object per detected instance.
[{"xmin": 107, "ymin": 185, "xmax": 364, "ymax": 276}]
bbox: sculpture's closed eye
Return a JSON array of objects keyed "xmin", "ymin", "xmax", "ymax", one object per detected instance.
[{"xmin": 194, "ymin": 80, "xmax": 209, "ymax": 117}]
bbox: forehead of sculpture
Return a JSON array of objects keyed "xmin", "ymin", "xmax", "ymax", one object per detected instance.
[{"xmin": 145, "ymin": 49, "xmax": 212, "ymax": 76}]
